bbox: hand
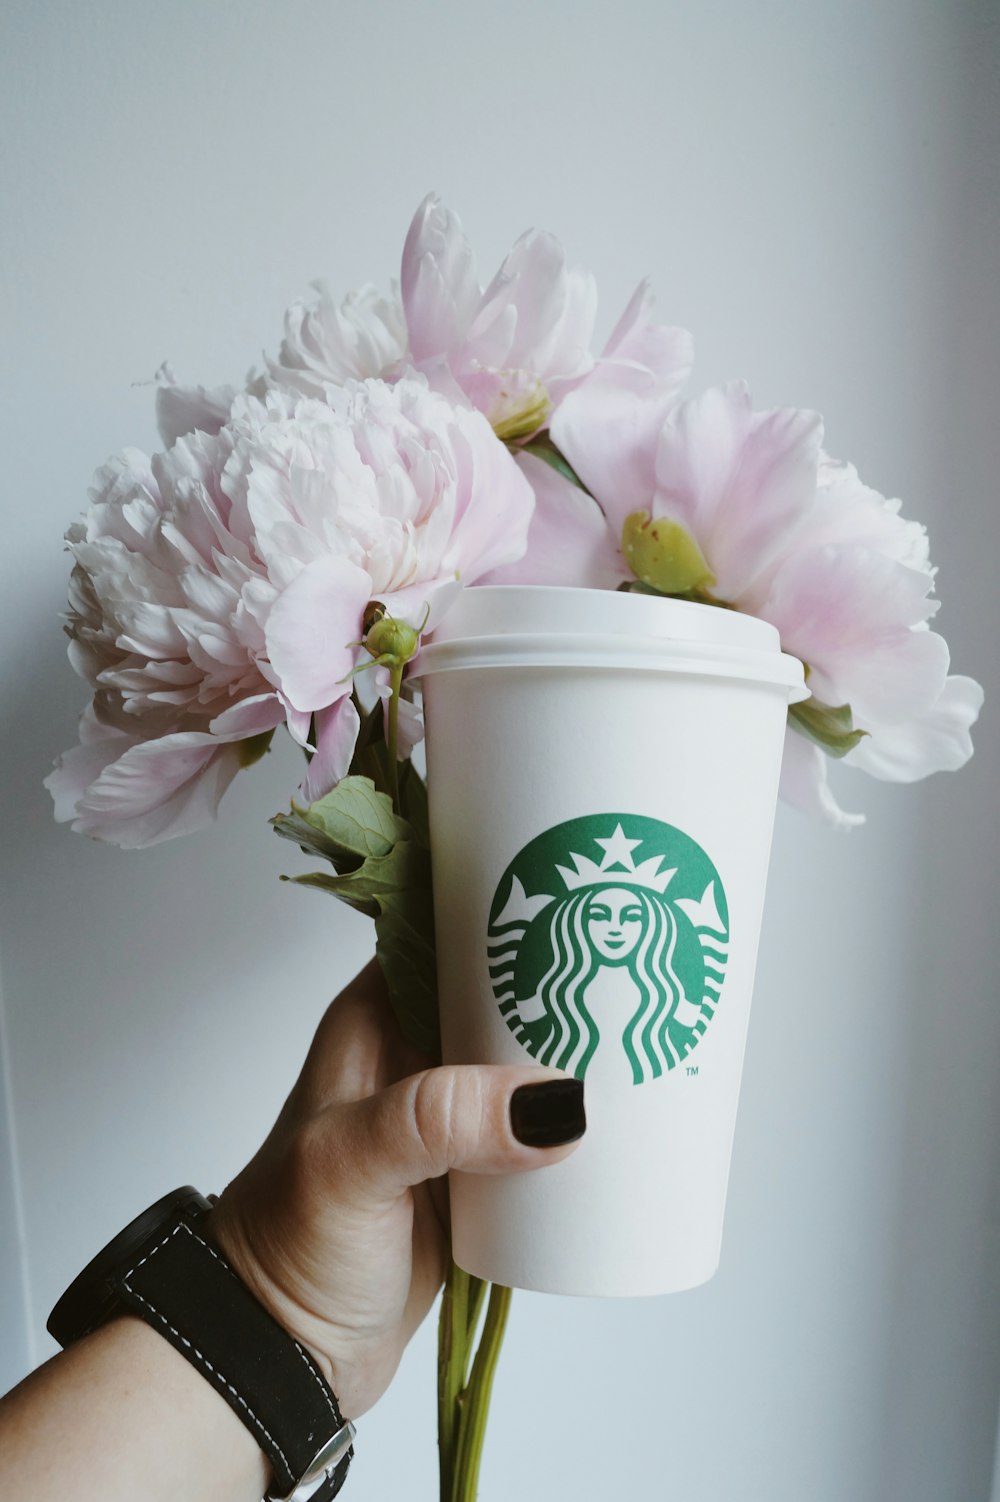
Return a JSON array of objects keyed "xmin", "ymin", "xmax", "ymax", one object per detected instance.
[{"xmin": 210, "ymin": 960, "xmax": 586, "ymax": 1418}]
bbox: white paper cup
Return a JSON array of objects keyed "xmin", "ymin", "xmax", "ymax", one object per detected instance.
[{"xmin": 415, "ymin": 586, "xmax": 807, "ymax": 1297}]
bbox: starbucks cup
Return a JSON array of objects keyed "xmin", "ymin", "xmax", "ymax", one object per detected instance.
[{"xmin": 415, "ymin": 586, "xmax": 807, "ymax": 1297}]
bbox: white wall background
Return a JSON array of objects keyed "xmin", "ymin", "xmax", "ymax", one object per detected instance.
[{"xmin": 1, "ymin": 2, "xmax": 998, "ymax": 1498}]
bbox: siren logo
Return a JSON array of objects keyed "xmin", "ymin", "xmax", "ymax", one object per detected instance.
[{"xmin": 487, "ymin": 814, "xmax": 729, "ymax": 1084}]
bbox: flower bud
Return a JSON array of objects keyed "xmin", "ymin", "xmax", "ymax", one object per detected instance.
[
  {"xmin": 621, "ymin": 510, "xmax": 715, "ymax": 595},
  {"xmin": 364, "ymin": 613, "xmax": 422, "ymax": 667},
  {"xmin": 491, "ymin": 376, "xmax": 553, "ymax": 444}
]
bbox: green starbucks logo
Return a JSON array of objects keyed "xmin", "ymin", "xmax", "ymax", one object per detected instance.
[{"xmin": 487, "ymin": 814, "xmax": 729, "ymax": 1084}]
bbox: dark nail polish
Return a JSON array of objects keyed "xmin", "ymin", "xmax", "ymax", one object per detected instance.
[{"xmin": 509, "ymin": 1079, "xmax": 586, "ymax": 1148}]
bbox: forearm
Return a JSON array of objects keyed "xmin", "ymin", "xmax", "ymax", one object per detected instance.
[{"xmin": 0, "ymin": 1316, "xmax": 269, "ymax": 1502}]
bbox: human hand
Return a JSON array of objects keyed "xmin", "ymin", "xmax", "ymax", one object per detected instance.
[{"xmin": 210, "ymin": 960, "xmax": 586, "ymax": 1419}]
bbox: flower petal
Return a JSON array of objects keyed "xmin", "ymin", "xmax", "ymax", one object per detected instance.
[
  {"xmin": 155, "ymin": 365, "xmax": 237, "ymax": 449},
  {"xmin": 654, "ymin": 383, "xmax": 823, "ymax": 603},
  {"xmin": 592, "ymin": 279, "xmax": 693, "ymax": 398},
  {"xmin": 763, "ymin": 545, "xmax": 945, "ymax": 722},
  {"xmin": 482, "ymin": 229, "xmax": 597, "ymax": 383},
  {"xmin": 846, "ymin": 674, "xmax": 984, "ymax": 782},
  {"xmin": 439, "ymin": 406, "xmax": 536, "ymax": 580},
  {"xmin": 265, "ymin": 555, "xmax": 373, "ymax": 713},
  {"xmin": 779, "ymin": 726, "xmax": 866, "ymax": 829},
  {"xmin": 813, "ymin": 454, "xmax": 931, "ymax": 572},
  {"xmin": 45, "ymin": 706, "xmax": 135, "ymax": 823},
  {"xmin": 270, "ymin": 282, "xmax": 406, "ymax": 394},
  {"xmin": 208, "ymin": 693, "xmax": 286, "ymax": 739},
  {"xmin": 374, "ymin": 669, "xmax": 425, "ymax": 760},
  {"xmin": 301, "ymin": 697, "xmax": 362, "ymax": 803},
  {"xmin": 401, "ymin": 195, "xmax": 481, "ymax": 364},
  {"xmin": 49, "ymin": 727, "xmax": 245, "ymax": 848},
  {"xmin": 481, "ymin": 453, "xmax": 622, "ymax": 588},
  {"xmin": 550, "ymin": 383, "xmax": 672, "ymax": 538},
  {"xmin": 382, "ymin": 577, "xmax": 464, "ymax": 632}
]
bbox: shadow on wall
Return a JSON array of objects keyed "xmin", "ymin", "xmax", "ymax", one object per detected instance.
[
  {"xmin": 0, "ymin": 603, "xmax": 373, "ymax": 1350},
  {"xmin": 0, "ymin": 615, "xmax": 260, "ymax": 1004},
  {"xmin": 876, "ymin": 6, "xmax": 1000, "ymax": 1493}
]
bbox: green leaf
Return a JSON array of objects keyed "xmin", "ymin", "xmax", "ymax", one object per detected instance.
[
  {"xmin": 518, "ymin": 432, "xmax": 591, "ymax": 494},
  {"xmin": 275, "ymin": 770, "xmax": 439, "ymax": 1054},
  {"xmin": 281, "ymin": 839, "xmax": 431, "ymax": 918},
  {"xmin": 789, "ymin": 695, "xmax": 869, "ymax": 758},
  {"xmin": 300, "ymin": 774, "xmax": 410, "ymax": 856},
  {"xmin": 271, "ymin": 808, "xmax": 349, "ymax": 866},
  {"xmin": 238, "ymin": 729, "xmax": 275, "ymax": 769},
  {"xmin": 376, "ymin": 892, "xmax": 440, "ymax": 1057},
  {"xmin": 280, "ymin": 775, "xmax": 412, "ymax": 863},
  {"xmin": 353, "ymin": 695, "xmax": 386, "ymax": 756},
  {"xmin": 398, "ymin": 759, "xmax": 430, "ymax": 847}
]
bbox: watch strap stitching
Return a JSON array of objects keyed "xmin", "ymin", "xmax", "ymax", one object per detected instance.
[
  {"xmin": 290, "ymin": 1338, "xmax": 340, "ymax": 1426},
  {"xmin": 128, "ymin": 1222, "xmax": 342, "ymax": 1427},
  {"xmin": 183, "ymin": 1224, "xmax": 342, "ymax": 1431},
  {"xmin": 187, "ymin": 1224, "xmax": 342, "ymax": 1428},
  {"xmin": 122, "ymin": 1222, "xmax": 296, "ymax": 1489}
]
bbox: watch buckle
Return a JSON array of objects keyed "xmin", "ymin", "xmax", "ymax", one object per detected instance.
[{"xmin": 266, "ymin": 1421, "xmax": 356, "ymax": 1502}]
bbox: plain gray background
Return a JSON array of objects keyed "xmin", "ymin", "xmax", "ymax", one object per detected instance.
[{"xmin": 1, "ymin": 2, "xmax": 998, "ymax": 1498}]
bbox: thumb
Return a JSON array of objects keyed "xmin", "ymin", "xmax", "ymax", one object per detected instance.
[{"xmin": 338, "ymin": 1065, "xmax": 586, "ymax": 1200}]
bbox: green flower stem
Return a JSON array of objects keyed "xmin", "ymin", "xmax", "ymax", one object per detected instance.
[
  {"xmin": 385, "ymin": 662, "xmax": 403, "ymax": 812},
  {"xmin": 438, "ymin": 1260, "xmax": 469, "ymax": 1502},
  {"xmin": 465, "ymin": 1276, "xmax": 486, "ymax": 1349},
  {"xmin": 341, "ymin": 691, "xmax": 387, "ymax": 799},
  {"xmin": 382, "ymin": 641, "xmax": 506, "ymax": 1501},
  {"xmin": 451, "ymin": 1282, "xmax": 513, "ymax": 1502}
]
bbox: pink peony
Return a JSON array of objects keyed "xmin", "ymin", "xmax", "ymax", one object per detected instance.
[
  {"xmin": 265, "ymin": 195, "xmax": 692, "ymax": 440},
  {"xmin": 161, "ymin": 198, "xmax": 694, "ymax": 589},
  {"xmin": 53, "ymin": 201, "xmax": 980, "ymax": 842},
  {"xmin": 267, "ymin": 284, "xmax": 408, "ymax": 399},
  {"xmin": 48, "ymin": 378, "xmax": 534, "ymax": 847},
  {"xmin": 400, "ymin": 195, "xmax": 693, "ymax": 423},
  {"xmin": 762, "ymin": 456, "xmax": 983, "ymax": 823},
  {"xmin": 533, "ymin": 379, "xmax": 981, "ymax": 825},
  {"xmin": 541, "ymin": 378, "xmax": 824, "ymax": 598}
]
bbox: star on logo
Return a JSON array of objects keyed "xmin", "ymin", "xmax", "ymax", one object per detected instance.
[
  {"xmin": 556, "ymin": 821, "xmax": 676, "ymax": 894},
  {"xmin": 594, "ymin": 823, "xmax": 643, "ymax": 872}
]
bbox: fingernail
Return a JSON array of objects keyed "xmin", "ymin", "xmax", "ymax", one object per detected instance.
[{"xmin": 509, "ymin": 1079, "xmax": 586, "ymax": 1148}]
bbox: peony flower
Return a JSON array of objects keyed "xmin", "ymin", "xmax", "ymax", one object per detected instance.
[
  {"xmin": 540, "ymin": 378, "xmax": 823, "ymax": 598},
  {"xmin": 48, "ymin": 378, "xmax": 534, "ymax": 847},
  {"xmin": 267, "ymin": 283, "xmax": 408, "ymax": 398},
  {"xmin": 157, "ymin": 198, "xmax": 695, "ymax": 589},
  {"xmin": 761, "ymin": 456, "xmax": 983, "ymax": 823},
  {"xmin": 48, "ymin": 698, "xmax": 285, "ymax": 849},
  {"xmin": 526, "ymin": 379, "xmax": 981, "ymax": 825},
  {"xmin": 399, "ymin": 195, "xmax": 693, "ymax": 429},
  {"xmin": 260, "ymin": 195, "xmax": 692, "ymax": 466}
]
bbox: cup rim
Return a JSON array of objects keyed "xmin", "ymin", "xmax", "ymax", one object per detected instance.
[{"xmin": 417, "ymin": 587, "xmax": 806, "ymax": 697}]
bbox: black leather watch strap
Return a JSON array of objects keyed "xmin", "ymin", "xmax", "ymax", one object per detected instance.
[{"xmin": 118, "ymin": 1215, "xmax": 352, "ymax": 1500}]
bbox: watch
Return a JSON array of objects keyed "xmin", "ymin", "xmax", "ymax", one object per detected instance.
[{"xmin": 47, "ymin": 1186, "xmax": 355, "ymax": 1501}]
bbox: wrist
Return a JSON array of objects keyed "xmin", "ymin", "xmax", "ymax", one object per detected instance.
[
  {"xmin": 47, "ymin": 1187, "xmax": 355, "ymax": 1501},
  {"xmin": 103, "ymin": 1317, "xmax": 273, "ymax": 1496},
  {"xmin": 0, "ymin": 1315, "xmax": 269, "ymax": 1502},
  {"xmin": 206, "ymin": 1203, "xmax": 346, "ymax": 1400}
]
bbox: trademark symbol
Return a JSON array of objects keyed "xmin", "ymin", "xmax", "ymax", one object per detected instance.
[{"xmin": 686, "ymin": 1066, "xmax": 699, "ymax": 1077}]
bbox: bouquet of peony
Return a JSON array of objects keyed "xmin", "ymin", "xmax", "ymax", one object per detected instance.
[{"xmin": 47, "ymin": 195, "xmax": 982, "ymax": 1499}]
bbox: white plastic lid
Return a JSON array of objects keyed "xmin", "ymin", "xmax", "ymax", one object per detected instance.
[
  {"xmin": 430, "ymin": 585, "xmax": 776, "ymax": 648},
  {"xmin": 417, "ymin": 586, "xmax": 807, "ymax": 698}
]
